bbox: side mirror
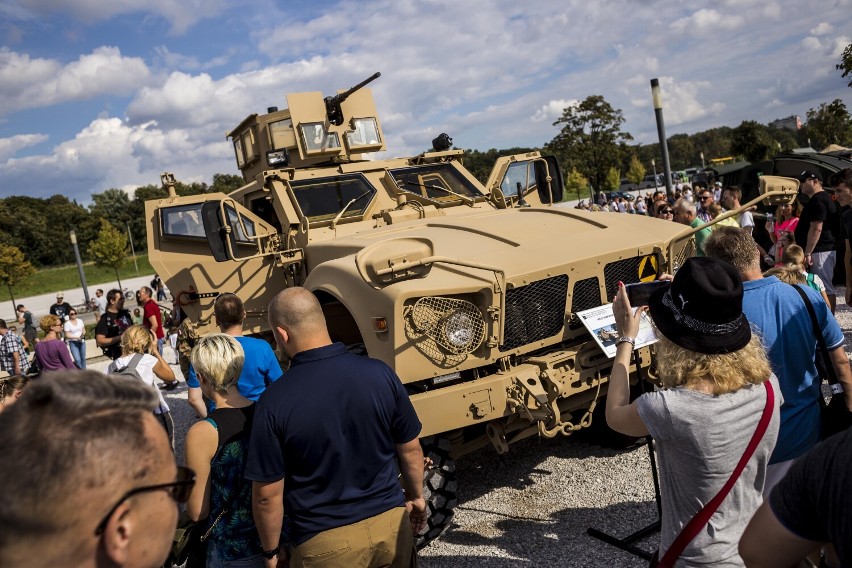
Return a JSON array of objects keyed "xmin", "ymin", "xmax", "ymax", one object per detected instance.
[{"xmin": 758, "ymin": 175, "xmax": 799, "ymax": 206}]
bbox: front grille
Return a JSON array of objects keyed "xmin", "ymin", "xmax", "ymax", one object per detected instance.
[
  {"xmin": 569, "ymin": 277, "xmax": 601, "ymax": 329},
  {"xmin": 603, "ymin": 255, "xmax": 659, "ymax": 300},
  {"xmin": 501, "ymin": 275, "xmax": 569, "ymax": 351}
]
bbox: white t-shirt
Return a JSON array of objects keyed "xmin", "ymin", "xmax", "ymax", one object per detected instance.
[
  {"xmin": 94, "ymin": 295, "xmax": 108, "ymax": 314},
  {"xmin": 64, "ymin": 319, "xmax": 85, "ymax": 341},
  {"xmin": 108, "ymin": 353, "xmax": 170, "ymax": 414},
  {"xmin": 738, "ymin": 210, "xmax": 755, "ymax": 230}
]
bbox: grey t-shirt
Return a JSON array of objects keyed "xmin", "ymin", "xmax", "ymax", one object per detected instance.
[{"xmin": 637, "ymin": 375, "xmax": 781, "ymax": 567}]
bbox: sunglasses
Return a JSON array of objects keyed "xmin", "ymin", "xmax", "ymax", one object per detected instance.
[
  {"xmin": 94, "ymin": 466, "xmax": 196, "ymax": 535},
  {"xmin": 69, "ymin": 313, "xmax": 77, "ymax": 316},
  {"xmin": 659, "ymin": 209, "xmax": 674, "ymax": 215}
]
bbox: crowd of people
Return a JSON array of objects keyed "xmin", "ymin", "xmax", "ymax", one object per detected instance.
[
  {"xmin": 0, "ymin": 278, "xmax": 176, "ymax": 378},
  {"xmin": 3, "ymin": 172, "xmax": 852, "ymax": 567}
]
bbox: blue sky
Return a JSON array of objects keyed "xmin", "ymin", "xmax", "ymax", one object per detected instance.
[{"xmin": 1, "ymin": 0, "xmax": 851, "ymax": 204}]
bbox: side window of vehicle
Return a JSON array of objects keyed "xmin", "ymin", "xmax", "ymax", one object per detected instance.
[
  {"xmin": 501, "ymin": 162, "xmax": 536, "ymax": 197},
  {"xmin": 161, "ymin": 204, "xmax": 205, "ymax": 238}
]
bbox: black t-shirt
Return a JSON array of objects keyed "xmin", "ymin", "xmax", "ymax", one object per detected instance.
[
  {"xmin": 95, "ymin": 309, "xmax": 133, "ymax": 359},
  {"xmin": 49, "ymin": 302, "xmax": 73, "ymax": 322},
  {"xmin": 769, "ymin": 428, "xmax": 852, "ymax": 565},
  {"xmin": 794, "ymin": 191, "xmax": 836, "ymax": 252},
  {"xmin": 840, "ymin": 208, "xmax": 852, "ymax": 242}
]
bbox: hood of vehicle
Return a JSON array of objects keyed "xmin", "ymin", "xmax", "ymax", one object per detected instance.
[{"xmin": 306, "ymin": 207, "xmax": 686, "ymax": 283}]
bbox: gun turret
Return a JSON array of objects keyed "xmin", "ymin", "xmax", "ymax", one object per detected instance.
[{"xmin": 325, "ymin": 72, "xmax": 381, "ymax": 126}]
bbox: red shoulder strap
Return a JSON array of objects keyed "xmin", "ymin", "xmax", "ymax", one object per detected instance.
[{"xmin": 658, "ymin": 380, "xmax": 774, "ymax": 568}]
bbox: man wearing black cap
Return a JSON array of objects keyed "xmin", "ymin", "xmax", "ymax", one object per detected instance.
[{"xmin": 794, "ymin": 170, "xmax": 837, "ymax": 312}]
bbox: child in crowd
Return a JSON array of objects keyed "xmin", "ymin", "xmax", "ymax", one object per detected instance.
[{"xmin": 781, "ymin": 244, "xmax": 831, "ymax": 306}]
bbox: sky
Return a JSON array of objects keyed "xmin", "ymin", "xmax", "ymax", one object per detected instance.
[{"xmin": 1, "ymin": 0, "xmax": 851, "ymax": 204}]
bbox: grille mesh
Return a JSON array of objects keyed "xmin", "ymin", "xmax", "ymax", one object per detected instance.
[
  {"xmin": 603, "ymin": 256, "xmax": 659, "ymax": 300},
  {"xmin": 501, "ymin": 274, "xmax": 569, "ymax": 351},
  {"xmin": 404, "ymin": 297, "xmax": 484, "ymax": 367},
  {"xmin": 569, "ymin": 277, "xmax": 601, "ymax": 329},
  {"xmin": 672, "ymin": 238, "xmax": 695, "ymax": 273}
]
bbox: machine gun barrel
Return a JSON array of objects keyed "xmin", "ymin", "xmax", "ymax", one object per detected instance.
[{"xmin": 325, "ymin": 72, "xmax": 381, "ymax": 125}]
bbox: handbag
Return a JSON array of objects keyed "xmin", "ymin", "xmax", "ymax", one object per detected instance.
[
  {"xmin": 651, "ymin": 380, "xmax": 775, "ymax": 568},
  {"xmin": 791, "ymin": 285, "xmax": 852, "ymax": 439},
  {"xmin": 163, "ymin": 497, "xmax": 233, "ymax": 568}
]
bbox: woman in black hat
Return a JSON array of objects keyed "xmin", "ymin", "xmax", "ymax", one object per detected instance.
[{"xmin": 607, "ymin": 257, "xmax": 781, "ymax": 567}]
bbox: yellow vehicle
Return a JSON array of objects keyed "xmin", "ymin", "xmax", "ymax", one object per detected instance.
[{"xmin": 145, "ymin": 73, "xmax": 796, "ymax": 546}]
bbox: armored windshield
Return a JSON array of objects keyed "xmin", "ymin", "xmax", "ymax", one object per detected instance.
[
  {"xmin": 290, "ymin": 173, "xmax": 375, "ymax": 223},
  {"xmin": 389, "ymin": 164, "xmax": 483, "ymax": 203}
]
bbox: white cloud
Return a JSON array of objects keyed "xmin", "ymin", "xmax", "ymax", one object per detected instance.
[
  {"xmin": 0, "ymin": 133, "xmax": 49, "ymax": 161},
  {"xmin": 13, "ymin": 0, "xmax": 227, "ymax": 34},
  {"xmin": 532, "ymin": 99, "xmax": 578, "ymax": 123},
  {"xmin": 0, "ymin": 47, "xmax": 150, "ymax": 115},
  {"xmin": 811, "ymin": 22, "xmax": 832, "ymax": 36},
  {"xmin": 670, "ymin": 9, "xmax": 744, "ymax": 34}
]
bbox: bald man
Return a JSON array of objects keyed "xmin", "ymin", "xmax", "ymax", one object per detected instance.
[{"xmin": 246, "ymin": 287, "xmax": 426, "ymax": 568}]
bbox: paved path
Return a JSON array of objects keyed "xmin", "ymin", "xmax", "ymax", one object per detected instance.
[{"xmin": 2, "ymin": 274, "xmax": 163, "ymax": 327}]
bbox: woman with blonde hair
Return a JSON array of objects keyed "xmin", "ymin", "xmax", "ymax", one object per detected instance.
[
  {"xmin": 34, "ymin": 314, "xmax": 76, "ymax": 371},
  {"xmin": 607, "ymin": 257, "xmax": 781, "ymax": 567},
  {"xmin": 0, "ymin": 375, "xmax": 29, "ymax": 413},
  {"xmin": 107, "ymin": 324, "xmax": 177, "ymax": 444},
  {"xmin": 185, "ymin": 334, "xmax": 264, "ymax": 567}
]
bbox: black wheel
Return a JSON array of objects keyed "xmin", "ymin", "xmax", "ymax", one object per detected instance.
[{"xmin": 415, "ymin": 435, "xmax": 458, "ymax": 549}]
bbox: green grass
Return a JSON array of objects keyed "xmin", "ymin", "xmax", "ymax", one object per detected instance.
[{"xmin": 0, "ymin": 255, "xmax": 154, "ymax": 302}]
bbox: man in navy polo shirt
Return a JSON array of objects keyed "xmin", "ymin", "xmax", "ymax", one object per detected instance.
[{"xmin": 247, "ymin": 287, "xmax": 426, "ymax": 568}]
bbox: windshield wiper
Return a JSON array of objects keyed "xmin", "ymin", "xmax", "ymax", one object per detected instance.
[
  {"xmin": 397, "ymin": 179, "xmax": 475, "ymax": 206},
  {"xmin": 330, "ymin": 190, "xmax": 372, "ymax": 229}
]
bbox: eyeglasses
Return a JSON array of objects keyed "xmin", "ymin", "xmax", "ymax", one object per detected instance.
[
  {"xmin": 69, "ymin": 313, "xmax": 77, "ymax": 316},
  {"xmin": 659, "ymin": 209, "xmax": 674, "ymax": 215},
  {"xmin": 94, "ymin": 466, "xmax": 196, "ymax": 535},
  {"xmin": 699, "ymin": 196, "xmax": 711, "ymax": 201}
]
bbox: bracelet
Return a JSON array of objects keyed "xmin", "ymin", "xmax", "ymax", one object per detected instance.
[
  {"xmin": 261, "ymin": 545, "xmax": 280, "ymax": 559},
  {"xmin": 616, "ymin": 336, "xmax": 636, "ymax": 348}
]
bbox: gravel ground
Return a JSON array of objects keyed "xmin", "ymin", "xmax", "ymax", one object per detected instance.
[{"xmin": 85, "ymin": 293, "xmax": 852, "ymax": 568}]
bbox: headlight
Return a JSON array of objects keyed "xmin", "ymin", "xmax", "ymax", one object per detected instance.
[
  {"xmin": 442, "ymin": 310, "xmax": 478, "ymax": 353},
  {"xmin": 407, "ymin": 296, "xmax": 485, "ymax": 356}
]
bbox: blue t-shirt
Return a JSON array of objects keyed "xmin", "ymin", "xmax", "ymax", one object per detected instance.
[
  {"xmin": 187, "ymin": 336, "xmax": 282, "ymax": 403},
  {"xmin": 244, "ymin": 343, "xmax": 422, "ymax": 545},
  {"xmin": 742, "ymin": 277, "xmax": 843, "ymax": 463}
]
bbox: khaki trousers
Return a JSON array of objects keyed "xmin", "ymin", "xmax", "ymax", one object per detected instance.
[{"xmin": 291, "ymin": 506, "xmax": 416, "ymax": 568}]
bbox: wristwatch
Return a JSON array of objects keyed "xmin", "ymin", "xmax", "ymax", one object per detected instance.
[
  {"xmin": 615, "ymin": 336, "xmax": 636, "ymax": 348},
  {"xmin": 261, "ymin": 545, "xmax": 280, "ymax": 559}
]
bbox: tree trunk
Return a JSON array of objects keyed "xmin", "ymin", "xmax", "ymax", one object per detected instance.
[
  {"xmin": 7, "ymin": 284, "xmax": 16, "ymax": 318},
  {"xmin": 115, "ymin": 269, "xmax": 123, "ymax": 294}
]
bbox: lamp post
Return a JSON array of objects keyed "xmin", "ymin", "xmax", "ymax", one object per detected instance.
[
  {"xmin": 650, "ymin": 78, "xmax": 673, "ymax": 198},
  {"xmin": 700, "ymin": 151, "xmax": 705, "ymax": 170},
  {"xmin": 127, "ymin": 222, "xmax": 139, "ymax": 276},
  {"xmin": 651, "ymin": 159, "xmax": 657, "ymax": 188},
  {"xmin": 70, "ymin": 230, "xmax": 90, "ymax": 307}
]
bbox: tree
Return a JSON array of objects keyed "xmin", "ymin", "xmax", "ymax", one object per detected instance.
[
  {"xmin": 548, "ymin": 95, "xmax": 633, "ymax": 195},
  {"xmin": 731, "ymin": 121, "xmax": 774, "ymax": 162},
  {"xmin": 626, "ymin": 155, "xmax": 646, "ymax": 186},
  {"xmin": 805, "ymin": 99, "xmax": 852, "ymax": 149},
  {"xmin": 603, "ymin": 167, "xmax": 621, "ymax": 194},
  {"xmin": 88, "ymin": 219, "xmax": 128, "ymax": 291},
  {"xmin": 564, "ymin": 168, "xmax": 589, "ymax": 200},
  {"xmin": 836, "ymin": 43, "xmax": 852, "ymax": 88},
  {"xmin": 0, "ymin": 244, "xmax": 35, "ymax": 315}
]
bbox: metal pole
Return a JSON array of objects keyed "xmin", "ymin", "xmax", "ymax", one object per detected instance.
[
  {"xmin": 650, "ymin": 78, "xmax": 673, "ymax": 199},
  {"xmin": 70, "ymin": 230, "xmax": 90, "ymax": 306},
  {"xmin": 651, "ymin": 159, "xmax": 658, "ymax": 189},
  {"xmin": 700, "ymin": 152, "xmax": 705, "ymax": 170},
  {"xmin": 127, "ymin": 222, "xmax": 139, "ymax": 276}
]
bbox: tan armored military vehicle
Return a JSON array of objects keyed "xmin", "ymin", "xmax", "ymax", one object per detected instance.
[{"xmin": 145, "ymin": 73, "xmax": 797, "ymax": 546}]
